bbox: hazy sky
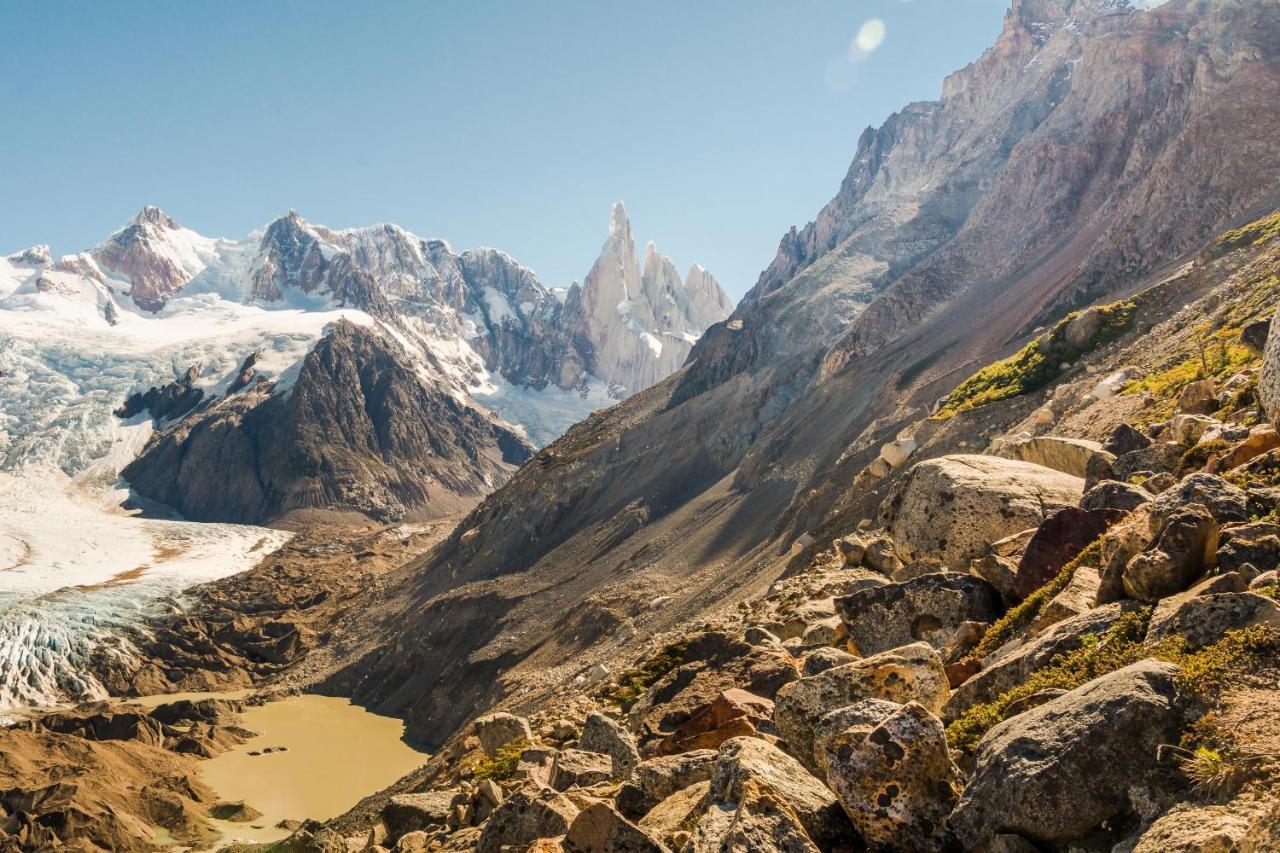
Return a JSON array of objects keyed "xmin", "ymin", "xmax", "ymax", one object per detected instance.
[{"xmin": 1, "ymin": 0, "xmax": 1009, "ymax": 299}]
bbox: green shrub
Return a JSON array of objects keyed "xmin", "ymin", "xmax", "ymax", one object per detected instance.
[
  {"xmin": 473, "ymin": 737, "xmax": 528, "ymax": 781},
  {"xmin": 935, "ymin": 301, "xmax": 1134, "ymax": 419}
]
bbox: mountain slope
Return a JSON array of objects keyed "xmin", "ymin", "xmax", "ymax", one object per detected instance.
[{"xmin": 328, "ymin": 0, "xmax": 1280, "ymax": 746}]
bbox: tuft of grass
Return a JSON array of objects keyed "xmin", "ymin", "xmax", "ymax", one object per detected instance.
[
  {"xmin": 947, "ymin": 618, "xmax": 1280, "ymax": 754},
  {"xmin": 934, "ymin": 301, "xmax": 1135, "ymax": 419},
  {"xmin": 608, "ymin": 640, "xmax": 690, "ymax": 710},
  {"xmin": 472, "ymin": 737, "xmax": 528, "ymax": 781},
  {"xmin": 970, "ymin": 540, "xmax": 1104, "ymax": 660}
]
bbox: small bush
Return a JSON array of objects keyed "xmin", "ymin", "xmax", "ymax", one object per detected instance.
[
  {"xmin": 935, "ymin": 301, "xmax": 1135, "ymax": 419},
  {"xmin": 472, "ymin": 737, "xmax": 528, "ymax": 781},
  {"xmin": 1180, "ymin": 438, "xmax": 1232, "ymax": 474},
  {"xmin": 608, "ymin": 640, "xmax": 690, "ymax": 710}
]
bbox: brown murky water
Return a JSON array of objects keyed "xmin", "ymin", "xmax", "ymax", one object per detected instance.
[{"xmin": 197, "ymin": 694, "xmax": 429, "ymax": 845}]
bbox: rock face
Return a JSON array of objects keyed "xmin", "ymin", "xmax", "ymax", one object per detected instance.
[
  {"xmin": 1263, "ymin": 300, "xmax": 1280, "ymax": 427},
  {"xmin": 881, "ymin": 455, "xmax": 1084, "ymax": 567},
  {"xmin": 122, "ymin": 320, "xmax": 534, "ymax": 523},
  {"xmin": 834, "ymin": 573, "xmax": 1002, "ymax": 656},
  {"xmin": 951, "ymin": 660, "xmax": 1186, "ymax": 847}
]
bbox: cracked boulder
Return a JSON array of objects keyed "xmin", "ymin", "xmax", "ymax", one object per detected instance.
[{"xmin": 834, "ymin": 573, "xmax": 1002, "ymax": 656}]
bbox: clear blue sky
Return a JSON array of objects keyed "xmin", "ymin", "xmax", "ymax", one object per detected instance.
[{"xmin": 0, "ymin": 0, "xmax": 1009, "ymax": 299}]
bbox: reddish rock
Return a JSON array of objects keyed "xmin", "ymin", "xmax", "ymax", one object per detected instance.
[
  {"xmin": 1015, "ymin": 507, "xmax": 1125, "ymax": 599},
  {"xmin": 945, "ymin": 657, "xmax": 982, "ymax": 689},
  {"xmin": 651, "ymin": 689, "xmax": 774, "ymax": 756}
]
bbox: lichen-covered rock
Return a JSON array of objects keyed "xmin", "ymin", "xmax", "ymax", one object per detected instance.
[
  {"xmin": 833, "ymin": 534, "xmax": 867, "ymax": 567},
  {"xmin": 476, "ymin": 784, "xmax": 580, "ymax": 853},
  {"xmin": 579, "ymin": 712, "xmax": 642, "ymax": 781},
  {"xmin": 1131, "ymin": 801, "xmax": 1256, "ymax": 852},
  {"xmin": 716, "ymin": 777, "xmax": 821, "ymax": 853},
  {"xmin": 474, "ymin": 712, "xmax": 532, "ymax": 758},
  {"xmin": 951, "ymin": 661, "xmax": 1186, "ymax": 847},
  {"xmin": 636, "ymin": 781, "xmax": 709, "ymax": 848},
  {"xmin": 1027, "ymin": 563, "xmax": 1102, "ymax": 635},
  {"xmin": 1216, "ymin": 522, "xmax": 1280, "ymax": 579},
  {"xmin": 1104, "ymin": 423, "xmax": 1152, "ymax": 457},
  {"xmin": 1146, "ymin": 591, "xmax": 1280, "ymax": 648},
  {"xmin": 993, "ymin": 434, "xmax": 1108, "ymax": 479},
  {"xmin": 1146, "ymin": 473, "xmax": 1249, "ymax": 534},
  {"xmin": 564, "ymin": 801, "xmax": 670, "ymax": 852},
  {"xmin": 551, "ymin": 749, "xmax": 614, "ymax": 791},
  {"xmin": 774, "ymin": 642, "xmax": 948, "ymax": 775},
  {"xmin": 835, "ymin": 572, "xmax": 1002, "ymax": 655},
  {"xmin": 801, "ymin": 647, "xmax": 856, "ymax": 676},
  {"xmin": 1081, "ymin": 479, "xmax": 1151, "ymax": 514},
  {"xmin": 824, "ymin": 702, "xmax": 962, "ymax": 852},
  {"xmin": 707, "ymin": 737, "xmax": 852, "ymax": 849},
  {"xmin": 1124, "ymin": 505, "xmax": 1220, "ymax": 602},
  {"xmin": 383, "ymin": 791, "xmax": 460, "ymax": 836},
  {"xmin": 812, "ymin": 698, "xmax": 902, "ymax": 778},
  {"xmin": 880, "ymin": 455, "xmax": 1083, "ymax": 568},
  {"xmin": 615, "ymin": 751, "xmax": 716, "ymax": 820}
]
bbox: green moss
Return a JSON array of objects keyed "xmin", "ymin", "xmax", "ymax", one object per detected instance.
[
  {"xmin": 1180, "ymin": 438, "xmax": 1233, "ymax": 475},
  {"xmin": 947, "ymin": 618, "xmax": 1280, "ymax": 754},
  {"xmin": 472, "ymin": 737, "xmax": 528, "ymax": 781},
  {"xmin": 970, "ymin": 541, "xmax": 1104, "ymax": 661},
  {"xmin": 1211, "ymin": 210, "xmax": 1280, "ymax": 257},
  {"xmin": 608, "ymin": 640, "xmax": 690, "ymax": 710},
  {"xmin": 934, "ymin": 301, "xmax": 1135, "ymax": 419}
]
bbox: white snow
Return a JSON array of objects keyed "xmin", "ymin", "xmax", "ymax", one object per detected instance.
[
  {"xmin": 470, "ymin": 371, "xmax": 612, "ymax": 447},
  {"xmin": 483, "ymin": 287, "xmax": 517, "ymax": 325}
]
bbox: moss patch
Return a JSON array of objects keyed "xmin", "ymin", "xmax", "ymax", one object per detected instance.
[
  {"xmin": 934, "ymin": 301, "xmax": 1135, "ymax": 419},
  {"xmin": 608, "ymin": 640, "xmax": 690, "ymax": 710}
]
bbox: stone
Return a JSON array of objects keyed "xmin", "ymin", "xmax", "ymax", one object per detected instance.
[
  {"xmin": 1144, "ymin": 471, "xmax": 1177, "ymax": 493},
  {"xmin": 773, "ymin": 642, "xmax": 948, "ymax": 775},
  {"xmin": 950, "ymin": 661, "xmax": 1186, "ymax": 847},
  {"xmin": 1169, "ymin": 414, "xmax": 1220, "ymax": 446},
  {"xmin": 1242, "ymin": 317, "xmax": 1271, "ymax": 354},
  {"xmin": 1065, "ymin": 307, "xmax": 1103, "ymax": 348},
  {"xmin": 1217, "ymin": 522, "xmax": 1280, "ymax": 578},
  {"xmin": 881, "ymin": 455, "xmax": 1083, "ymax": 568},
  {"xmin": 1146, "ymin": 592, "xmax": 1280, "ymax": 648},
  {"xmin": 1097, "ymin": 510, "xmax": 1157, "ymax": 604},
  {"xmin": 707, "ymin": 737, "xmax": 852, "ymax": 850},
  {"xmin": 650, "ymin": 689, "xmax": 774, "ymax": 756},
  {"xmin": 834, "ymin": 572, "xmax": 1002, "ymax": 656},
  {"xmin": 563, "ymin": 802, "xmax": 670, "ymax": 852},
  {"xmin": 1251, "ymin": 569, "xmax": 1279, "ymax": 589},
  {"xmin": 474, "ymin": 712, "xmax": 532, "ymax": 758},
  {"xmin": 832, "ymin": 534, "xmax": 866, "ymax": 567},
  {"xmin": 861, "ymin": 535, "xmax": 902, "ymax": 575},
  {"xmin": 1028, "ymin": 564, "xmax": 1101, "ymax": 635},
  {"xmin": 994, "ymin": 435, "xmax": 1108, "ymax": 479},
  {"xmin": 476, "ymin": 784, "xmax": 579, "ymax": 853},
  {"xmin": 383, "ymin": 791, "xmax": 459, "ymax": 836},
  {"xmin": 971, "ymin": 553, "xmax": 1020, "ymax": 602},
  {"xmin": 615, "ymin": 751, "xmax": 716, "ymax": 820},
  {"xmin": 1112, "ymin": 443, "xmax": 1185, "ymax": 482},
  {"xmin": 515, "ymin": 745, "xmax": 558, "ymax": 786},
  {"xmin": 991, "ymin": 527, "xmax": 1037, "ymax": 558},
  {"xmin": 945, "ymin": 657, "xmax": 982, "ymax": 688},
  {"xmin": 1014, "ymin": 506, "xmax": 1123, "ymax": 599},
  {"xmin": 636, "ymin": 781, "xmax": 709, "ymax": 848},
  {"xmin": 1104, "ymin": 423, "xmax": 1152, "ymax": 457},
  {"xmin": 1084, "ymin": 448, "xmax": 1118, "ymax": 491},
  {"xmin": 716, "ymin": 777, "xmax": 821, "ymax": 853},
  {"xmin": 890, "ymin": 558, "xmax": 945, "ymax": 583},
  {"xmin": 394, "ymin": 830, "xmax": 429, "ymax": 852},
  {"xmin": 551, "ymin": 749, "xmax": 614, "ymax": 791},
  {"xmin": 1148, "ymin": 474, "xmax": 1246, "ymax": 535},
  {"xmin": 824, "ymin": 702, "xmax": 962, "ymax": 852},
  {"xmin": 1211, "ymin": 425, "xmax": 1280, "ymax": 472},
  {"xmin": 1081, "ymin": 480, "xmax": 1151, "ymax": 514},
  {"xmin": 799, "ymin": 617, "xmax": 840, "ymax": 647},
  {"xmin": 1262, "ymin": 315, "xmax": 1280, "ymax": 425},
  {"xmin": 879, "ymin": 436, "xmax": 918, "ymax": 469},
  {"xmin": 744, "ymin": 625, "xmax": 782, "ymax": 646},
  {"xmin": 945, "ymin": 603, "xmax": 1133, "ymax": 720},
  {"xmin": 579, "ymin": 712, "xmax": 641, "ymax": 781},
  {"xmin": 1124, "ymin": 505, "xmax": 1220, "ymax": 602},
  {"xmin": 801, "ymin": 647, "xmax": 856, "ymax": 676},
  {"xmin": 811, "ymin": 698, "xmax": 902, "ymax": 778},
  {"xmin": 1132, "ymin": 802, "xmax": 1255, "ymax": 853},
  {"xmin": 1178, "ymin": 378, "xmax": 1219, "ymax": 415}
]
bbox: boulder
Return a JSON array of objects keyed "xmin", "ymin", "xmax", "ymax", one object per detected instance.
[
  {"xmin": 474, "ymin": 712, "xmax": 532, "ymax": 758},
  {"xmin": 1147, "ymin": 473, "xmax": 1249, "ymax": 533},
  {"xmin": 832, "ymin": 534, "xmax": 866, "ymax": 567},
  {"xmin": 994, "ymin": 435, "xmax": 1108, "ymax": 479},
  {"xmin": 716, "ymin": 777, "xmax": 821, "ymax": 853},
  {"xmin": 551, "ymin": 749, "xmax": 614, "ymax": 791},
  {"xmin": 1169, "ymin": 414, "xmax": 1220, "ymax": 446},
  {"xmin": 1251, "ymin": 569, "xmax": 1279, "ymax": 589},
  {"xmin": 1014, "ymin": 506, "xmax": 1122, "ymax": 599},
  {"xmin": 879, "ymin": 436, "xmax": 918, "ymax": 470},
  {"xmin": 476, "ymin": 784, "xmax": 580, "ymax": 853},
  {"xmin": 564, "ymin": 802, "xmax": 670, "ymax": 852},
  {"xmin": 862, "ymin": 535, "xmax": 902, "ymax": 575},
  {"xmin": 824, "ymin": 702, "xmax": 962, "ymax": 852},
  {"xmin": 515, "ymin": 745, "xmax": 558, "ymax": 786},
  {"xmin": 1132, "ymin": 802, "xmax": 1255, "ymax": 853},
  {"xmin": 945, "ymin": 603, "xmax": 1132, "ymax": 720},
  {"xmin": 615, "ymin": 751, "xmax": 716, "ymax": 820},
  {"xmin": 1097, "ymin": 510, "xmax": 1156, "ymax": 604},
  {"xmin": 801, "ymin": 647, "xmax": 856, "ymax": 676},
  {"xmin": 1027, "ymin": 563, "xmax": 1101, "ymax": 634},
  {"xmin": 707, "ymin": 737, "xmax": 852, "ymax": 850},
  {"xmin": 950, "ymin": 661, "xmax": 1186, "ymax": 847},
  {"xmin": 811, "ymin": 698, "xmax": 902, "ymax": 778},
  {"xmin": 1217, "ymin": 522, "xmax": 1280, "ymax": 579},
  {"xmin": 773, "ymin": 642, "xmax": 948, "ymax": 775},
  {"xmin": 881, "ymin": 455, "xmax": 1083, "ymax": 568},
  {"xmin": 650, "ymin": 689, "xmax": 773, "ymax": 756},
  {"xmin": 834, "ymin": 573, "xmax": 1002, "ymax": 656},
  {"xmin": 1263, "ymin": 310, "xmax": 1280, "ymax": 426},
  {"xmin": 1178, "ymin": 378, "xmax": 1218, "ymax": 415},
  {"xmin": 1146, "ymin": 591, "xmax": 1280, "ymax": 648},
  {"xmin": 745, "ymin": 625, "xmax": 782, "ymax": 646},
  {"xmin": 1112, "ymin": 443, "xmax": 1184, "ymax": 482},
  {"xmin": 1081, "ymin": 479, "xmax": 1151, "ymax": 513},
  {"xmin": 383, "ymin": 791, "xmax": 459, "ymax": 836},
  {"xmin": 971, "ymin": 554, "xmax": 1020, "ymax": 603},
  {"xmin": 636, "ymin": 781, "xmax": 709, "ymax": 848},
  {"xmin": 1104, "ymin": 423, "xmax": 1152, "ymax": 457},
  {"xmin": 1124, "ymin": 505, "xmax": 1220, "ymax": 602},
  {"xmin": 579, "ymin": 712, "xmax": 641, "ymax": 781},
  {"xmin": 1242, "ymin": 317, "xmax": 1271, "ymax": 354},
  {"xmin": 1210, "ymin": 425, "xmax": 1280, "ymax": 472}
]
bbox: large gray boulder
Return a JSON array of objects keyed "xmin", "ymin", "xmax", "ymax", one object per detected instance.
[
  {"xmin": 834, "ymin": 572, "xmax": 1002, "ymax": 656},
  {"xmin": 950, "ymin": 660, "xmax": 1186, "ymax": 847},
  {"xmin": 614, "ymin": 750, "xmax": 717, "ymax": 819},
  {"xmin": 773, "ymin": 642, "xmax": 949, "ymax": 775},
  {"xmin": 823, "ymin": 702, "xmax": 962, "ymax": 852},
  {"xmin": 707, "ymin": 736, "xmax": 852, "ymax": 850},
  {"xmin": 993, "ymin": 434, "xmax": 1108, "ymax": 479},
  {"xmin": 880, "ymin": 455, "xmax": 1083, "ymax": 567},
  {"xmin": 473, "ymin": 712, "xmax": 532, "ymax": 758},
  {"xmin": 564, "ymin": 802, "xmax": 670, "ymax": 852},
  {"xmin": 1124, "ymin": 505, "xmax": 1219, "ymax": 601},
  {"xmin": 1146, "ymin": 591, "xmax": 1280, "ymax": 648},
  {"xmin": 579, "ymin": 712, "xmax": 641, "ymax": 781}
]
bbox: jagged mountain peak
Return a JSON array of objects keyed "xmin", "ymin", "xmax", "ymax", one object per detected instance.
[
  {"xmin": 6, "ymin": 245, "xmax": 51, "ymax": 266},
  {"xmin": 130, "ymin": 204, "xmax": 179, "ymax": 230},
  {"xmin": 609, "ymin": 200, "xmax": 632, "ymax": 241}
]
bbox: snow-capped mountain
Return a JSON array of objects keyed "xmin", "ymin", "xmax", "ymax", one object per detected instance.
[{"xmin": 0, "ymin": 203, "xmax": 729, "ymax": 714}]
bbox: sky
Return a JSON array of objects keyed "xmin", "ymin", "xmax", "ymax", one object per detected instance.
[{"xmin": 0, "ymin": 0, "xmax": 1010, "ymax": 300}]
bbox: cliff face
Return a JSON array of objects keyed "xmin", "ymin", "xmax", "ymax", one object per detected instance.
[
  {"xmin": 329, "ymin": 0, "xmax": 1280, "ymax": 746},
  {"xmin": 121, "ymin": 321, "xmax": 533, "ymax": 524}
]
